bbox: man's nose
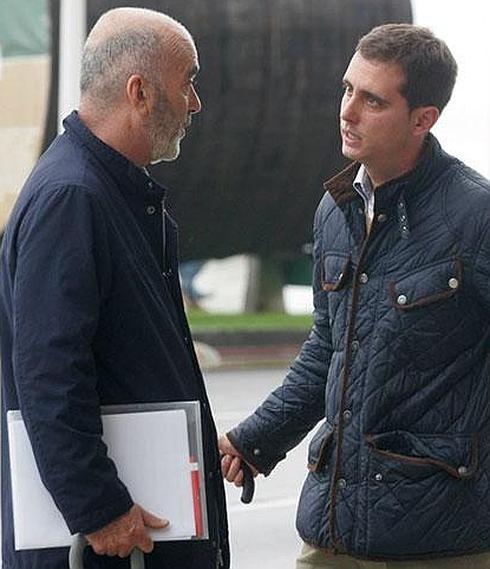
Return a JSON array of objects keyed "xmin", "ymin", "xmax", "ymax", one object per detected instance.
[
  {"xmin": 340, "ymin": 94, "xmax": 359, "ymax": 124},
  {"xmin": 189, "ymin": 83, "xmax": 202, "ymax": 114}
]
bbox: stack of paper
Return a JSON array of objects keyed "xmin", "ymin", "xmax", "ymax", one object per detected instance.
[{"xmin": 7, "ymin": 409, "xmax": 198, "ymax": 550}]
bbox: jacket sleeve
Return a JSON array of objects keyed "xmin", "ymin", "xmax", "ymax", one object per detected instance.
[
  {"xmin": 11, "ymin": 185, "xmax": 133, "ymax": 534},
  {"xmin": 228, "ymin": 203, "xmax": 333, "ymax": 475}
]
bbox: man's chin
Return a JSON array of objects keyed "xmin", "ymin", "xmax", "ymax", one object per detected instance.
[
  {"xmin": 341, "ymin": 144, "xmax": 360, "ymax": 161},
  {"xmin": 150, "ymin": 154, "xmax": 179, "ymax": 165},
  {"xmin": 150, "ymin": 143, "xmax": 181, "ymax": 164}
]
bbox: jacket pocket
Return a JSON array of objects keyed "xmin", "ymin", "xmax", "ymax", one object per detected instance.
[
  {"xmin": 366, "ymin": 430, "xmax": 478, "ymax": 480},
  {"xmin": 389, "ymin": 258, "xmax": 462, "ymax": 310},
  {"xmin": 321, "ymin": 253, "xmax": 351, "ymax": 292},
  {"xmin": 308, "ymin": 421, "xmax": 335, "ymax": 472}
]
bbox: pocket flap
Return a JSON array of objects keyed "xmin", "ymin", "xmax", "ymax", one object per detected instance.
[
  {"xmin": 321, "ymin": 253, "xmax": 351, "ymax": 292},
  {"xmin": 366, "ymin": 430, "xmax": 478, "ymax": 479},
  {"xmin": 308, "ymin": 421, "xmax": 335, "ymax": 472},
  {"xmin": 389, "ymin": 258, "xmax": 462, "ymax": 310}
]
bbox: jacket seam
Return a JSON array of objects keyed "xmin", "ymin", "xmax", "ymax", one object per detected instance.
[
  {"xmin": 328, "ymin": 216, "xmax": 378, "ymax": 551},
  {"xmin": 355, "ymin": 256, "xmax": 387, "ymax": 553}
]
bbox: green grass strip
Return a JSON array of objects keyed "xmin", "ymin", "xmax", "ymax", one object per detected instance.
[{"xmin": 187, "ymin": 311, "xmax": 312, "ymax": 332}]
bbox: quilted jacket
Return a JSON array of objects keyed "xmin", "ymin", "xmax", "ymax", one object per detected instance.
[{"xmin": 228, "ymin": 135, "xmax": 490, "ymax": 561}]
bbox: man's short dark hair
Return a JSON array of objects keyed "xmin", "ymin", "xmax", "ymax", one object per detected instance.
[{"xmin": 357, "ymin": 23, "xmax": 457, "ymax": 112}]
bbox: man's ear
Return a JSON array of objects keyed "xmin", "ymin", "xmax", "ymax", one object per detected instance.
[
  {"xmin": 412, "ymin": 106, "xmax": 440, "ymax": 136},
  {"xmin": 126, "ymin": 75, "xmax": 149, "ymax": 113}
]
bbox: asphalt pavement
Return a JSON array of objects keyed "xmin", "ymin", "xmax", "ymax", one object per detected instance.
[{"xmin": 204, "ymin": 366, "xmax": 316, "ymax": 569}]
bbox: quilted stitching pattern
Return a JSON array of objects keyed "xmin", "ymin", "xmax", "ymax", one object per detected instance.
[{"xmin": 230, "ymin": 138, "xmax": 490, "ymax": 559}]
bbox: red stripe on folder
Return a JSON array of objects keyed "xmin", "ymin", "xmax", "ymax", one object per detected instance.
[{"xmin": 190, "ymin": 456, "xmax": 203, "ymax": 537}]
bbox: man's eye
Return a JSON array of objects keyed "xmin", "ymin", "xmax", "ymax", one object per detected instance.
[{"xmin": 366, "ymin": 97, "xmax": 381, "ymax": 108}]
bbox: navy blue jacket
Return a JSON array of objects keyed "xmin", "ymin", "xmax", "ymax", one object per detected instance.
[
  {"xmin": 229, "ymin": 136, "xmax": 490, "ymax": 561},
  {"xmin": 0, "ymin": 112, "xmax": 229, "ymax": 569}
]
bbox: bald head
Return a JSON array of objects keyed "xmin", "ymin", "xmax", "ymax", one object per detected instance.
[
  {"xmin": 86, "ymin": 8, "xmax": 190, "ymax": 44},
  {"xmin": 80, "ymin": 8, "xmax": 194, "ymax": 107}
]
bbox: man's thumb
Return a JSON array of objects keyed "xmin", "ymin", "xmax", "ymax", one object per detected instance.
[{"xmin": 141, "ymin": 508, "xmax": 170, "ymax": 529}]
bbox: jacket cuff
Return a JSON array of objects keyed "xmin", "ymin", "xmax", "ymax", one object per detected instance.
[
  {"xmin": 70, "ymin": 490, "xmax": 134, "ymax": 535},
  {"xmin": 227, "ymin": 428, "xmax": 285, "ymax": 476}
]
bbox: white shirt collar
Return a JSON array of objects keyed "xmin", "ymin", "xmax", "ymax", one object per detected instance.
[{"xmin": 353, "ymin": 164, "xmax": 375, "ymax": 225}]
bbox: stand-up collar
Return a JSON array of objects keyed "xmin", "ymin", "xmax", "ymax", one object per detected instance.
[
  {"xmin": 62, "ymin": 111, "xmax": 166, "ymax": 199},
  {"xmin": 323, "ymin": 134, "xmax": 450, "ymax": 210}
]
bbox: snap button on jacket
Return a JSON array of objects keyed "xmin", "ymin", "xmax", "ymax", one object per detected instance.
[{"xmin": 229, "ymin": 135, "xmax": 490, "ymax": 561}]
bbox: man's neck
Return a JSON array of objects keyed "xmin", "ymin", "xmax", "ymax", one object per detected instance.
[
  {"xmin": 78, "ymin": 106, "xmax": 150, "ymax": 168},
  {"xmin": 365, "ymin": 141, "xmax": 426, "ymax": 189}
]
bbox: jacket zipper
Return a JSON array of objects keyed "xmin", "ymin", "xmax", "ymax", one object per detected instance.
[{"xmin": 329, "ymin": 215, "xmax": 378, "ymax": 552}]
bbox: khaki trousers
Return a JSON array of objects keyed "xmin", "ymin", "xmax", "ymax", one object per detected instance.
[{"xmin": 296, "ymin": 543, "xmax": 490, "ymax": 569}]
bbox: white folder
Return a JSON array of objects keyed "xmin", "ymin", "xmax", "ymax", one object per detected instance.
[{"xmin": 7, "ymin": 403, "xmax": 207, "ymax": 550}]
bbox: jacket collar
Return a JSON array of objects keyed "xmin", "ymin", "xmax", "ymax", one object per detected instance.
[
  {"xmin": 62, "ymin": 111, "xmax": 166, "ymax": 200},
  {"xmin": 322, "ymin": 135, "xmax": 453, "ymax": 240},
  {"xmin": 323, "ymin": 134, "xmax": 449, "ymax": 210}
]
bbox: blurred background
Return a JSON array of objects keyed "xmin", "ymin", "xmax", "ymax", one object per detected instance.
[
  {"xmin": 1, "ymin": 0, "xmax": 489, "ymax": 328},
  {"xmin": 1, "ymin": 1, "xmax": 489, "ymax": 566}
]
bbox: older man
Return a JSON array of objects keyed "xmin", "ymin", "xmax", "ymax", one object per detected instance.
[
  {"xmin": 221, "ymin": 23, "xmax": 490, "ymax": 568},
  {"xmin": 0, "ymin": 8, "xmax": 229, "ymax": 569}
]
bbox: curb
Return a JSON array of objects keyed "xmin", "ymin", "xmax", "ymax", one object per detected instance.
[{"xmin": 192, "ymin": 330, "xmax": 308, "ymax": 371}]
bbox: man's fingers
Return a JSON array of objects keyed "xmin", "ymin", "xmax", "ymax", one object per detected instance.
[
  {"xmin": 106, "ymin": 545, "xmax": 118, "ymax": 557},
  {"xmin": 221, "ymin": 453, "xmax": 233, "ymax": 477},
  {"xmin": 220, "ymin": 436, "xmax": 257, "ymax": 487},
  {"xmin": 117, "ymin": 527, "xmax": 153, "ymax": 557},
  {"xmin": 226, "ymin": 456, "xmax": 243, "ymax": 483},
  {"xmin": 113, "ymin": 536, "xmax": 134, "ymax": 559},
  {"xmin": 233, "ymin": 468, "xmax": 244, "ymax": 487},
  {"xmin": 141, "ymin": 507, "xmax": 169, "ymax": 529},
  {"xmin": 88, "ymin": 540, "xmax": 105, "ymax": 556},
  {"xmin": 90, "ymin": 536, "xmax": 118, "ymax": 557},
  {"xmin": 222, "ymin": 454, "xmax": 256, "ymax": 485},
  {"xmin": 117, "ymin": 546, "xmax": 133, "ymax": 559},
  {"xmin": 219, "ymin": 436, "xmax": 260, "ymax": 483},
  {"xmin": 86, "ymin": 504, "xmax": 167, "ymax": 559},
  {"xmin": 138, "ymin": 532, "xmax": 154, "ymax": 554}
]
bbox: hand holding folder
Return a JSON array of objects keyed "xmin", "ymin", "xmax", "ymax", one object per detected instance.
[
  {"xmin": 85, "ymin": 504, "xmax": 169, "ymax": 558},
  {"xmin": 8, "ymin": 402, "xmax": 208, "ymax": 551}
]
